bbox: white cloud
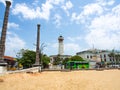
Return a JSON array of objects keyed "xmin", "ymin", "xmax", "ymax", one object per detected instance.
[
  {"xmin": 67, "ymin": 36, "xmax": 82, "ymax": 42},
  {"xmin": 71, "ymin": 3, "xmax": 103, "ymax": 24},
  {"xmin": 39, "ymin": 1, "xmax": 53, "ymax": 20},
  {"xmin": 49, "ymin": 0, "xmax": 64, "ymax": 5},
  {"xmin": 44, "ymin": 43, "xmax": 58, "ymax": 55},
  {"xmin": 53, "ymin": 14, "xmax": 62, "ymax": 27},
  {"xmin": 52, "ymin": 43, "xmax": 58, "ymax": 48},
  {"xmin": 107, "ymin": 0, "xmax": 115, "ymax": 5},
  {"xmin": 12, "ymin": 3, "xmax": 38, "ymax": 20},
  {"xmin": 83, "ymin": 3, "xmax": 103, "ymax": 16},
  {"xmin": 32, "ymin": 0, "xmax": 39, "ymax": 6},
  {"xmin": 8, "ymin": 22, "xmax": 19, "ymax": 29},
  {"xmin": 12, "ymin": 1, "xmax": 53, "ymax": 20},
  {"xmin": 64, "ymin": 43, "xmax": 81, "ymax": 55},
  {"xmin": 85, "ymin": 29, "xmax": 120, "ymax": 50},
  {"xmin": 5, "ymin": 32, "xmax": 26, "ymax": 57},
  {"xmin": 112, "ymin": 4, "xmax": 120, "ymax": 16},
  {"xmin": 61, "ymin": 1, "xmax": 73, "ymax": 16},
  {"xmin": 85, "ymin": 4, "xmax": 120, "ymax": 50},
  {"xmin": 96, "ymin": 0, "xmax": 115, "ymax": 6},
  {"xmin": 44, "ymin": 42, "xmax": 81, "ymax": 55},
  {"xmin": 71, "ymin": 0, "xmax": 115, "ymax": 24},
  {"xmin": 12, "ymin": 0, "xmax": 65, "ymax": 20},
  {"xmin": 89, "ymin": 14, "xmax": 120, "ymax": 32}
]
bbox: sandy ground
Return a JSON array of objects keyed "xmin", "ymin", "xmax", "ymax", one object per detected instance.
[{"xmin": 0, "ymin": 69, "xmax": 120, "ymax": 90}]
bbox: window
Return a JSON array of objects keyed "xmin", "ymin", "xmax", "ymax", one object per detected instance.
[
  {"xmin": 110, "ymin": 58, "xmax": 112, "ymax": 61},
  {"xmin": 87, "ymin": 55, "xmax": 89, "ymax": 58},
  {"xmin": 90, "ymin": 55, "xmax": 92, "ymax": 59},
  {"xmin": 100, "ymin": 55, "xmax": 102, "ymax": 58},
  {"xmin": 104, "ymin": 54, "xmax": 106, "ymax": 57},
  {"xmin": 104, "ymin": 59, "xmax": 106, "ymax": 62}
]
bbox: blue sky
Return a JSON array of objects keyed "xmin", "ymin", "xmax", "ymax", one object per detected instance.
[{"xmin": 0, "ymin": 0, "xmax": 120, "ymax": 57}]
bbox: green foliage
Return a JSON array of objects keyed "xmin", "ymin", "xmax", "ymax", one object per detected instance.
[
  {"xmin": 52, "ymin": 54, "xmax": 66, "ymax": 65},
  {"xmin": 18, "ymin": 49, "xmax": 36, "ymax": 68},
  {"xmin": 41, "ymin": 54, "xmax": 50, "ymax": 68},
  {"xmin": 70, "ymin": 55, "xmax": 84, "ymax": 61},
  {"xmin": 53, "ymin": 55, "xmax": 61, "ymax": 65},
  {"xmin": 62, "ymin": 58, "xmax": 70, "ymax": 65},
  {"xmin": 52, "ymin": 55, "xmax": 84, "ymax": 65},
  {"xmin": 16, "ymin": 49, "xmax": 50, "ymax": 69}
]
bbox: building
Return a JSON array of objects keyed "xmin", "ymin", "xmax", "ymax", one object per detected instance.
[
  {"xmin": 76, "ymin": 49, "xmax": 120, "ymax": 63},
  {"xmin": 4, "ymin": 56, "xmax": 17, "ymax": 67}
]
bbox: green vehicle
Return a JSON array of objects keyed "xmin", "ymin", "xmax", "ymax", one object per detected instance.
[{"xmin": 66, "ymin": 61, "xmax": 89, "ymax": 69}]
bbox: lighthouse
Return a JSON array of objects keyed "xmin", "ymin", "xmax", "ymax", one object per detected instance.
[
  {"xmin": 58, "ymin": 36, "xmax": 64, "ymax": 55},
  {"xmin": 50, "ymin": 36, "xmax": 71, "ymax": 67}
]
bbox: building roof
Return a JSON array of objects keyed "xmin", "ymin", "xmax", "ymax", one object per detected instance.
[
  {"xmin": 76, "ymin": 49, "xmax": 112, "ymax": 55},
  {"xmin": 4, "ymin": 56, "xmax": 16, "ymax": 61},
  {"xmin": 50, "ymin": 55, "xmax": 71, "ymax": 58}
]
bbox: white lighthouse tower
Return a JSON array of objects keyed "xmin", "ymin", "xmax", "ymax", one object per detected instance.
[{"xmin": 58, "ymin": 36, "xmax": 64, "ymax": 55}]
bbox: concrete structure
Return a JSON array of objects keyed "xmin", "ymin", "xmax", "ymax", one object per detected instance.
[
  {"xmin": 89, "ymin": 60, "xmax": 96, "ymax": 69},
  {"xmin": 34, "ymin": 24, "xmax": 40, "ymax": 66},
  {"xmin": 0, "ymin": 1, "xmax": 11, "ymax": 62},
  {"xmin": 58, "ymin": 36, "xmax": 64, "ymax": 55},
  {"xmin": 0, "ymin": 65, "xmax": 7, "ymax": 75}
]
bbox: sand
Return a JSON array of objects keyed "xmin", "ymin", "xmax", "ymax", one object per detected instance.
[{"xmin": 0, "ymin": 69, "xmax": 120, "ymax": 90}]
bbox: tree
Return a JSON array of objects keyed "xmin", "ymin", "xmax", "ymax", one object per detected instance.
[
  {"xmin": 70, "ymin": 55, "xmax": 84, "ymax": 61},
  {"xmin": 41, "ymin": 54, "xmax": 50, "ymax": 68},
  {"xmin": 62, "ymin": 58, "xmax": 70, "ymax": 65},
  {"xmin": 16, "ymin": 49, "xmax": 50, "ymax": 69},
  {"xmin": 53, "ymin": 54, "xmax": 61, "ymax": 65},
  {"xmin": 17, "ymin": 49, "xmax": 36, "ymax": 68},
  {"xmin": 39, "ymin": 43, "xmax": 50, "ymax": 68}
]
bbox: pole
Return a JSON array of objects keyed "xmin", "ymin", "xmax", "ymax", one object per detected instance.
[
  {"xmin": 33, "ymin": 24, "xmax": 41, "ymax": 72},
  {"xmin": 0, "ymin": 1, "xmax": 11, "ymax": 62}
]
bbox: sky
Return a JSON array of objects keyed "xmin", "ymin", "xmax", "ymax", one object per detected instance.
[{"xmin": 0, "ymin": 0, "xmax": 120, "ymax": 57}]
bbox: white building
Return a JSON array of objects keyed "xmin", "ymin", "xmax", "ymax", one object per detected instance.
[{"xmin": 76, "ymin": 49, "xmax": 120, "ymax": 63}]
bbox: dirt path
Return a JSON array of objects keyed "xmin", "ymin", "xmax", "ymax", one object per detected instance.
[{"xmin": 0, "ymin": 70, "xmax": 120, "ymax": 90}]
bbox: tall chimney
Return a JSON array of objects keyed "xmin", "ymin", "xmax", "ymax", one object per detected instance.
[
  {"xmin": 0, "ymin": 1, "xmax": 11, "ymax": 61},
  {"xmin": 34, "ymin": 24, "xmax": 40, "ymax": 66}
]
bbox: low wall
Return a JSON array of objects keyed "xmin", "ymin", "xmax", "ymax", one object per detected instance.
[
  {"xmin": 0, "ymin": 66, "xmax": 7, "ymax": 75},
  {"xmin": 6, "ymin": 67, "xmax": 39, "ymax": 74}
]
